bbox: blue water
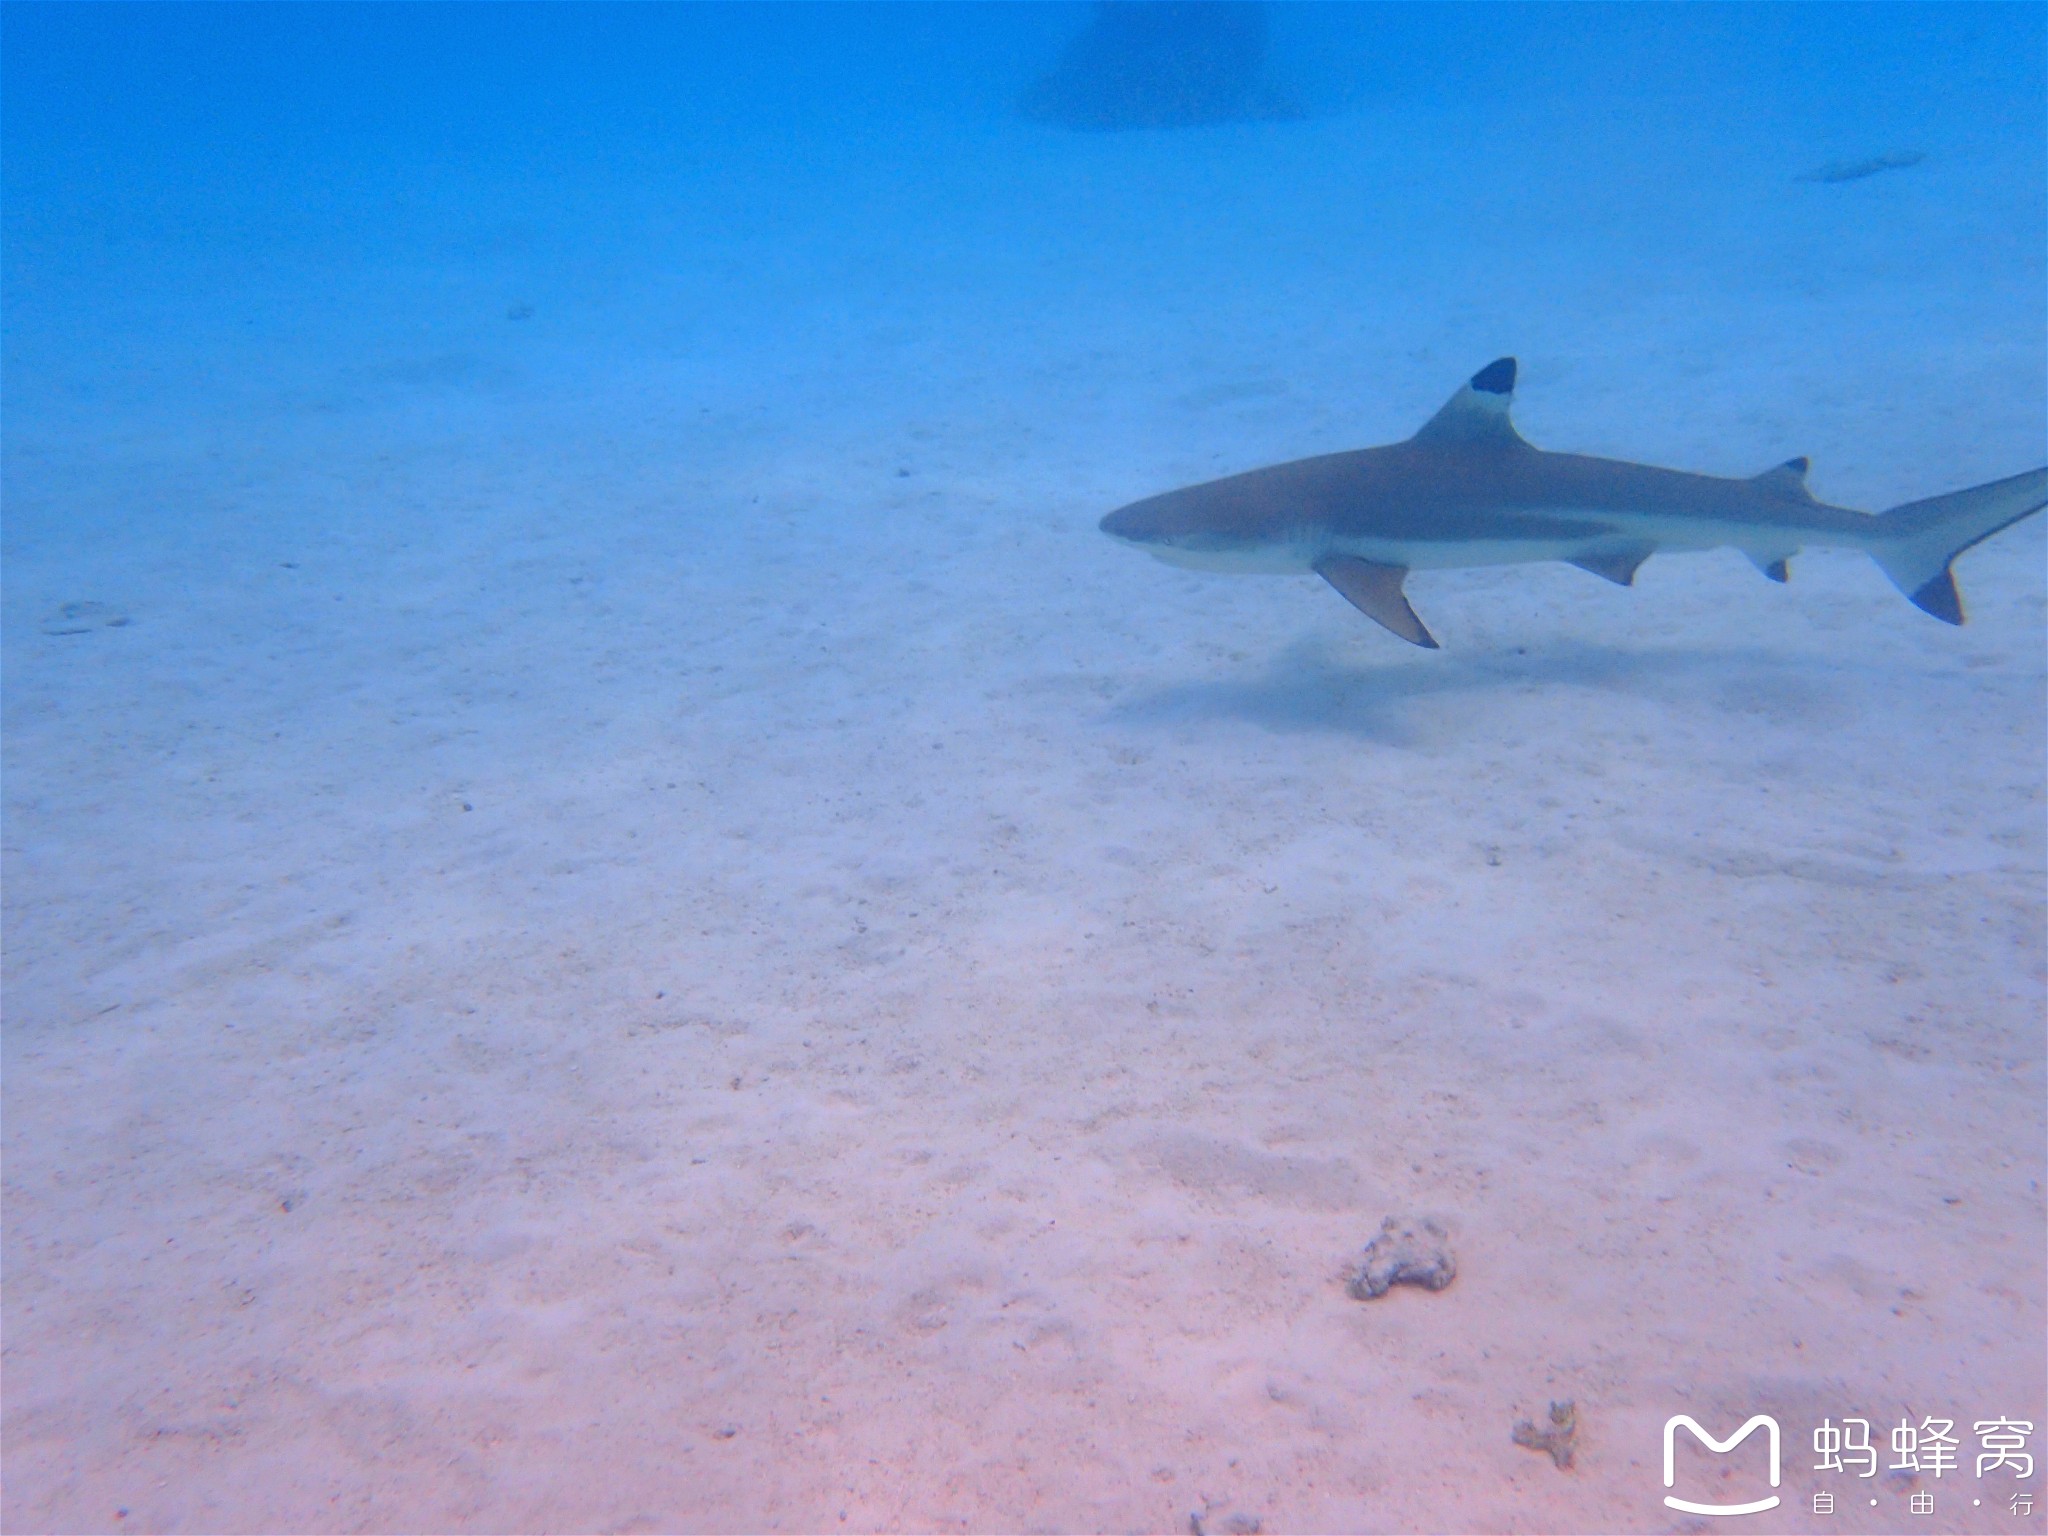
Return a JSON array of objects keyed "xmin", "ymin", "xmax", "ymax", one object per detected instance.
[{"xmin": 5, "ymin": 6, "xmax": 2043, "ymax": 1532}]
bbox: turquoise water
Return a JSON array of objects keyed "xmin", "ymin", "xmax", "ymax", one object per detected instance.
[{"xmin": 5, "ymin": 6, "xmax": 2043, "ymax": 1531}]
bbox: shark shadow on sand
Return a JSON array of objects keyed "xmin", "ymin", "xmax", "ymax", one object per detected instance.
[{"xmin": 1107, "ymin": 635, "xmax": 1891, "ymax": 746}]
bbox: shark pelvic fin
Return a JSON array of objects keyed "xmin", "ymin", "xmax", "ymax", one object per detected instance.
[
  {"xmin": 1750, "ymin": 457, "xmax": 1815, "ymax": 500},
  {"xmin": 1743, "ymin": 550, "xmax": 1794, "ymax": 582},
  {"xmin": 1314, "ymin": 555, "xmax": 1438, "ymax": 648},
  {"xmin": 1568, "ymin": 544, "xmax": 1654, "ymax": 586},
  {"xmin": 1412, "ymin": 358, "xmax": 1526, "ymax": 449}
]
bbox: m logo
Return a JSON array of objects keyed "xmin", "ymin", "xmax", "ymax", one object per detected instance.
[{"xmin": 1663, "ymin": 1414, "xmax": 1782, "ymax": 1516}]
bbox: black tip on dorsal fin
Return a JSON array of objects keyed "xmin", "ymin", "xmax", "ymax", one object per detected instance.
[
  {"xmin": 1416, "ymin": 358, "xmax": 1526, "ymax": 447},
  {"xmin": 1782, "ymin": 456, "xmax": 1810, "ymax": 475},
  {"xmin": 1470, "ymin": 357, "xmax": 1517, "ymax": 395}
]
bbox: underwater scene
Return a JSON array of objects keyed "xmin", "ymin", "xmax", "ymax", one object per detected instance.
[{"xmin": 3, "ymin": 4, "xmax": 2043, "ymax": 1533}]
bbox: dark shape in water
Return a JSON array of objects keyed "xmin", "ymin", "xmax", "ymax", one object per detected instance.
[
  {"xmin": 40, "ymin": 600, "xmax": 130, "ymax": 636},
  {"xmin": 1797, "ymin": 149, "xmax": 1925, "ymax": 184},
  {"xmin": 1020, "ymin": 2, "xmax": 1293, "ymax": 131}
]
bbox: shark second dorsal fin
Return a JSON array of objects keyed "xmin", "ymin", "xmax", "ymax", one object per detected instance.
[
  {"xmin": 1751, "ymin": 456, "xmax": 1815, "ymax": 500},
  {"xmin": 1413, "ymin": 358, "xmax": 1526, "ymax": 448}
]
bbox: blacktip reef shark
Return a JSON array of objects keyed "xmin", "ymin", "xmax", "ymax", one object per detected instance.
[{"xmin": 1100, "ymin": 358, "xmax": 2047, "ymax": 647}]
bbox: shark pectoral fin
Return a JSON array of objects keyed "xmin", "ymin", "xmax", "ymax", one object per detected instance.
[
  {"xmin": 1314, "ymin": 555, "xmax": 1438, "ymax": 648},
  {"xmin": 1568, "ymin": 545, "xmax": 1654, "ymax": 586}
]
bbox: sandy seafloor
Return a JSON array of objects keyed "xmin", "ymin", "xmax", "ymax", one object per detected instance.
[{"xmin": 4, "ymin": 6, "xmax": 2045, "ymax": 1533}]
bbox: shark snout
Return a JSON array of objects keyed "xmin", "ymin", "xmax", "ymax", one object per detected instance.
[
  {"xmin": 1100, "ymin": 491, "xmax": 1309, "ymax": 574},
  {"xmin": 1098, "ymin": 502, "xmax": 1153, "ymax": 543},
  {"xmin": 1102, "ymin": 491, "xmax": 1191, "ymax": 547}
]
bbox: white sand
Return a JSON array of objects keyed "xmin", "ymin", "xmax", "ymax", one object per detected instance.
[{"xmin": 5, "ymin": 10, "xmax": 2044, "ymax": 1533}]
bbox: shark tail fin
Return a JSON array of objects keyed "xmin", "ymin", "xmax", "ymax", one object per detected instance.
[{"xmin": 1870, "ymin": 468, "xmax": 2047, "ymax": 624}]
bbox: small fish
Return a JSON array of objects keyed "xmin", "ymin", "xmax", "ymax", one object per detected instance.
[
  {"xmin": 1797, "ymin": 149, "xmax": 1925, "ymax": 184},
  {"xmin": 1100, "ymin": 358, "xmax": 2046, "ymax": 648}
]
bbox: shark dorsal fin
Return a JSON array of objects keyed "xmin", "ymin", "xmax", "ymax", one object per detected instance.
[
  {"xmin": 1751, "ymin": 456, "xmax": 1815, "ymax": 500},
  {"xmin": 1413, "ymin": 358, "xmax": 1527, "ymax": 449}
]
